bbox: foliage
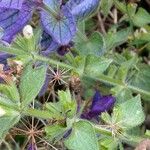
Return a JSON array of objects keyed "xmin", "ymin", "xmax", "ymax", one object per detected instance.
[{"xmin": 0, "ymin": 0, "xmax": 149, "ymax": 149}]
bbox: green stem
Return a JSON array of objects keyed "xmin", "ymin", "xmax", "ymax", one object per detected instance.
[
  {"xmin": 23, "ymin": 108, "xmax": 64, "ymax": 120},
  {"xmin": 35, "ymin": 54, "xmax": 150, "ymax": 97},
  {"xmin": 34, "ymin": 54, "xmax": 74, "ymax": 69},
  {"xmin": 23, "ymin": 108, "xmax": 53, "ymax": 119},
  {"xmin": 84, "ymin": 74, "xmax": 150, "ymax": 97},
  {"xmin": 94, "ymin": 124, "xmax": 112, "ymax": 136}
]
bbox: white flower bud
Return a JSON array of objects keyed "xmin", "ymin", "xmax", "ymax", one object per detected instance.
[
  {"xmin": 23, "ymin": 25, "xmax": 33, "ymax": 39},
  {"xmin": 0, "ymin": 106, "xmax": 6, "ymax": 117}
]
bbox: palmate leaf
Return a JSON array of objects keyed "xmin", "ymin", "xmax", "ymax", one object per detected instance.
[
  {"xmin": 0, "ymin": 0, "xmax": 24, "ymax": 9},
  {"xmin": 65, "ymin": 120, "xmax": 99, "ymax": 150},
  {"xmin": 41, "ymin": 5, "xmax": 76, "ymax": 45},
  {"xmin": 0, "ymin": 1, "xmax": 33, "ymax": 42},
  {"xmin": 66, "ymin": 0, "xmax": 100, "ymax": 21}
]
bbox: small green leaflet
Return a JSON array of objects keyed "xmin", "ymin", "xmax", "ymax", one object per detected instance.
[
  {"xmin": 65, "ymin": 120, "xmax": 99, "ymax": 150},
  {"xmin": 0, "ymin": 95, "xmax": 20, "ymax": 139},
  {"xmin": 73, "ymin": 55, "xmax": 112, "ymax": 77},
  {"xmin": 75, "ymin": 31, "xmax": 106, "ymax": 56},
  {"xmin": 19, "ymin": 63, "xmax": 46, "ymax": 107},
  {"xmin": 114, "ymin": 95, "xmax": 145, "ymax": 128}
]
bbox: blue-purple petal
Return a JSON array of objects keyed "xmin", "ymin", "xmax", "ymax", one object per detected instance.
[
  {"xmin": 67, "ymin": 0, "xmax": 100, "ymax": 21},
  {"xmin": 91, "ymin": 90, "xmax": 102, "ymax": 109},
  {"xmin": 0, "ymin": 52, "xmax": 12, "ymax": 65},
  {"xmin": 0, "ymin": 1, "xmax": 33, "ymax": 43},
  {"xmin": 0, "ymin": 0, "xmax": 24, "ymax": 9},
  {"xmin": 81, "ymin": 91, "xmax": 115, "ymax": 120},
  {"xmin": 38, "ymin": 72, "xmax": 51, "ymax": 96},
  {"xmin": 90, "ymin": 96, "xmax": 115, "ymax": 115},
  {"xmin": 41, "ymin": 6, "xmax": 76, "ymax": 45},
  {"xmin": 41, "ymin": 31, "xmax": 59, "ymax": 56},
  {"xmin": 43, "ymin": 0, "xmax": 62, "ymax": 13}
]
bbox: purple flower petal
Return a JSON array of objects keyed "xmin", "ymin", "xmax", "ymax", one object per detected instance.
[
  {"xmin": 91, "ymin": 90, "xmax": 102, "ymax": 109},
  {"xmin": 41, "ymin": 31, "xmax": 52, "ymax": 51},
  {"xmin": 0, "ymin": 0, "xmax": 24, "ymax": 9},
  {"xmin": 0, "ymin": 1, "xmax": 34, "ymax": 43},
  {"xmin": 41, "ymin": 31, "xmax": 59, "ymax": 56},
  {"xmin": 66, "ymin": 0, "xmax": 100, "ymax": 21},
  {"xmin": 38, "ymin": 72, "xmax": 51, "ymax": 96},
  {"xmin": 43, "ymin": 0, "xmax": 62, "ymax": 13},
  {"xmin": 41, "ymin": 5, "xmax": 76, "ymax": 45},
  {"xmin": 57, "ymin": 42, "xmax": 73, "ymax": 56},
  {"xmin": 89, "ymin": 91, "xmax": 115, "ymax": 118},
  {"xmin": 0, "ymin": 52, "xmax": 12, "ymax": 65}
]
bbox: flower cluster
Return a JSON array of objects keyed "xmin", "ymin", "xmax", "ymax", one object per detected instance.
[{"xmin": 0, "ymin": 0, "xmax": 99, "ymax": 49}]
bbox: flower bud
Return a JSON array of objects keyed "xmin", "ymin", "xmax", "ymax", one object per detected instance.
[
  {"xmin": 23, "ymin": 25, "xmax": 33, "ymax": 39},
  {"xmin": 0, "ymin": 106, "xmax": 6, "ymax": 117}
]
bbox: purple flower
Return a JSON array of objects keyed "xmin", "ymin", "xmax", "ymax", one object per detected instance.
[
  {"xmin": 0, "ymin": 0, "xmax": 24, "ymax": 9},
  {"xmin": 82, "ymin": 91, "xmax": 115, "ymax": 120},
  {"xmin": 0, "ymin": 0, "xmax": 100, "ymax": 45},
  {"xmin": 66, "ymin": 0, "xmax": 100, "ymax": 21},
  {"xmin": 41, "ymin": 30, "xmax": 74, "ymax": 57},
  {"xmin": 0, "ymin": 0, "xmax": 35, "ymax": 43}
]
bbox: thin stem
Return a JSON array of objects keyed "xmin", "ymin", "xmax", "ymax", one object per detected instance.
[
  {"xmin": 94, "ymin": 125, "xmax": 112, "ymax": 136},
  {"xmin": 34, "ymin": 53, "xmax": 150, "ymax": 97},
  {"xmin": 34, "ymin": 54, "xmax": 73, "ymax": 70}
]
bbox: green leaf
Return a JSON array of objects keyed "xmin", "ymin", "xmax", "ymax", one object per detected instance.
[
  {"xmin": 46, "ymin": 102, "xmax": 64, "ymax": 119},
  {"xmin": 19, "ymin": 64, "xmax": 46, "ymax": 107},
  {"xmin": 115, "ymin": 56, "xmax": 138, "ymax": 82},
  {"xmin": 133, "ymin": 8, "xmax": 150, "ymax": 27},
  {"xmin": 112, "ymin": 87, "xmax": 133, "ymax": 104},
  {"xmin": 84, "ymin": 55, "xmax": 112, "ymax": 77},
  {"xmin": 45, "ymin": 124, "xmax": 67, "ymax": 141},
  {"xmin": 115, "ymin": 95, "xmax": 145, "ymax": 128},
  {"xmin": 74, "ymin": 55, "xmax": 112, "ymax": 77},
  {"xmin": 128, "ymin": 64, "xmax": 150, "ymax": 99},
  {"xmin": 75, "ymin": 31, "xmax": 105, "ymax": 56},
  {"xmin": 100, "ymin": 137, "xmax": 118, "ymax": 150},
  {"xmin": 0, "ymin": 44, "xmax": 28, "ymax": 56},
  {"xmin": 105, "ymin": 28, "xmax": 131, "ymax": 50},
  {"xmin": 0, "ymin": 115, "xmax": 20, "ymax": 139},
  {"xmin": 65, "ymin": 120, "xmax": 99, "ymax": 150},
  {"xmin": 100, "ymin": 0, "xmax": 113, "ymax": 17},
  {"xmin": 0, "ymin": 95, "xmax": 20, "ymax": 139},
  {"xmin": 24, "ymin": 108, "xmax": 58, "ymax": 119},
  {"xmin": 113, "ymin": 0, "xmax": 127, "ymax": 14},
  {"xmin": 58, "ymin": 90, "xmax": 77, "ymax": 118},
  {"xmin": 0, "ymin": 83, "xmax": 20, "ymax": 104}
]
